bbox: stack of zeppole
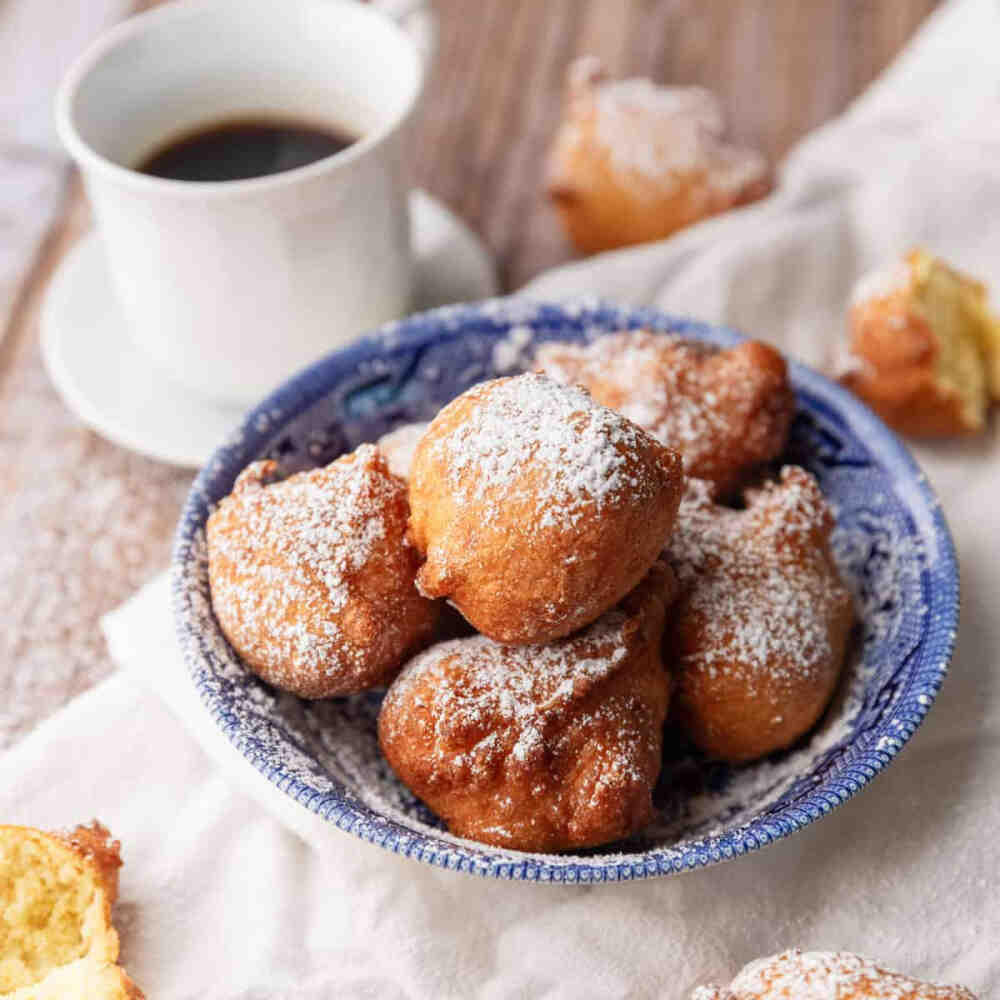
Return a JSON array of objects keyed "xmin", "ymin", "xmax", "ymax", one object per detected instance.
[{"xmin": 208, "ymin": 332, "xmax": 852, "ymax": 852}]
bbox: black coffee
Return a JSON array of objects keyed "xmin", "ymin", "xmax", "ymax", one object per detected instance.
[{"xmin": 137, "ymin": 117, "xmax": 358, "ymax": 182}]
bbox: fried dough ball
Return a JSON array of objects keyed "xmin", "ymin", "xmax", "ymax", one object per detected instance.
[
  {"xmin": 664, "ymin": 468, "xmax": 853, "ymax": 763},
  {"xmin": 840, "ymin": 248, "xmax": 1000, "ymax": 436},
  {"xmin": 207, "ymin": 444, "xmax": 439, "ymax": 698},
  {"xmin": 546, "ymin": 57, "xmax": 770, "ymax": 254},
  {"xmin": 379, "ymin": 562, "xmax": 678, "ymax": 852},
  {"xmin": 537, "ymin": 330, "xmax": 795, "ymax": 497},
  {"xmin": 408, "ymin": 372, "xmax": 684, "ymax": 644},
  {"xmin": 376, "ymin": 421, "xmax": 429, "ymax": 480},
  {"xmin": 691, "ymin": 949, "xmax": 978, "ymax": 1000}
]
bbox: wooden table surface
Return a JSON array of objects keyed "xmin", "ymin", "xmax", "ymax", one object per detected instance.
[{"xmin": 0, "ymin": 0, "xmax": 938, "ymax": 750}]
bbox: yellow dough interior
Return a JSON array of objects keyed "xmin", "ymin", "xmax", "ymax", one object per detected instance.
[
  {"xmin": 908, "ymin": 248, "xmax": 997, "ymax": 426},
  {"xmin": 0, "ymin": 830, "xmax": 115, "ymax": 992},
  {"xmin": 1, "ymin": 956, "xmax": 134, "ymax": 1000}
]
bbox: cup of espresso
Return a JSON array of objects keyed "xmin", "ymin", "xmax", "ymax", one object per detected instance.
[{"xmin": 57, "ymin": 0, "xmax": 429, "ymax": 407}]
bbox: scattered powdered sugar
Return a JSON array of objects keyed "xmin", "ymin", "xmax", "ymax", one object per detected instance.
[
  {"xmin": 206, "ymin": 444, "xmax": 409, "ymax": 688},
  {"xmin": 568, "ymin": 57, "xmax": 768, "ymax": 193},
  {"xmin": 431, "ymin": 373, "xmax": 659, "ymax": 530},
  {"xmin": 380, "ymin": 600, "xmax": 664, "ymax": 844},
  {"xmin": 829, "ymin": 500, "xmax": 927, "ymax": 646},
  {"xmin": 376, "ymin": 422, "xmax": 429, "ymax": 481},
  {"xmin": 884, "ymin": 469, "xmax": 943, "ymax": 570},
  {"xmin": 849, "ymin": 263, "xmax": 911, "ymax": 308},
  {"xmin": 665, "ymin": 470, "xmax": 846, "ymax": 692},
  {"xmin": 827, "ymin": 327, "xmax": 873, "ymax": 379},
  {"xmin": 0, "ymin": 338, "xmax": 194, "ymax": 751},
  {"xmin": 176, "ymin": 435, "xmax": 933, "ymax": 868},
  {"xmin": 697, "ymin": 948, "xmax": 976, "ymax": 999},
  {"xmin": 536, "ymin": 330, "xmax": 777, "ymax": 480},
  {"xmin": 175, "ymin": 531, "xmax": 340, "ymax": 798},
  {"xmin": 172, "ymin": 308, "xmax": 940, "ymax": 871},
  {"xmin": 385, "ymin": 614, "xmax": 634, "ymax": 778},
  {"xmin": 537, "ymin": 331, "xmax": 689, "ymax": 432},
  {"xmin": 645, "ymin": 469, "xmax": 929, "ymax": 846},
  {"xmin": 490, "ymin": 324, "xmax": 534, "ymax": 372}
]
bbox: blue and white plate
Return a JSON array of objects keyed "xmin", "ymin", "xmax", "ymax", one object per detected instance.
[{"xmin": 172, "ymin": 299, "xmax": 958, "ymax": 883}]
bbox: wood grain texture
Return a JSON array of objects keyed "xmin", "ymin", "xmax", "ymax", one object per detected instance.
[
  {"xmin": 0, "ymin": 0, "xmax": 938, "ymax": 750},
  {"xmin": 412, "ymin": 0, "xmax": 939, "ymax": 286}
]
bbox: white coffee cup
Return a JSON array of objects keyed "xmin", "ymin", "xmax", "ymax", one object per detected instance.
[{"xmin": 57, "ymin": 0, "xmax": 428, "ymax": 407}]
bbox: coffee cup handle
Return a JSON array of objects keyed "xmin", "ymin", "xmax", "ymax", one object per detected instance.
[{"xmin": 369, "ymin": 0, "xmax": 437, "ymax": 66}]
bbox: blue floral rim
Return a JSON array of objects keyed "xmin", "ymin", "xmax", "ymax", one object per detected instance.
[{"xmin": 172, "ymin": 298, "xmax": 959, "ymax": 883}]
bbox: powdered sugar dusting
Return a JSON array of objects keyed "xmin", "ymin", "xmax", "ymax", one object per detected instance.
[
  {"xmin": 491, "ymin": 324, "xmax": 534, "ymax": 372},
  {"xmin": 849, "ymin": 264, "xmax": 911, "ymax": 308},
  {"xmin": 172, "ymin": 300, "xmax": 951, "ymax": 878},
  {"xmin": 376, "ymin": 422, "xmax": 429, "ymax": 480},
  {"xmin": 384, "ymin": 615, "xmax": 636, "ymax": 782},
  {"xmin": 595, "ymin": 79, "xmax": 722, "ymax": 183},
  {"xmin": 536, "ymin": 332, "xmax": 689, "ymax": 433},
  {"xmin": 177, "ymin": 446, "xmax": 933, "ymax": 864},
  {"xmin": 379, "ymin": 595, "xmax": 667, "ymax": 848},
  {"xmin": 569, "ymin": 57, "xmax": 768, "ymax": 194},
  {"xmin": 538, "ymin": 332, "xmax": 718, "ymax": 466},
  {"xmin": 176, "ymin": 531, "xmax": 338, "ymax": 795},
  {"xmin": 646, "ymin": 470, "xmax": 928, "ymax": 844},
  {"xmin": 666, "ymin": 470, "xmax": 847, "ymax": 692},
  {"xmin": 206, "ymin": 444, "xmax": 415, "ymax": 691},
  {"xmin": 536, "ymin": 330, "xmax": 790, "ymax": 487},
  {"xmin": 431, "ymin": 373, "xmax": 660, "ymax": 530},
  {"xmin": 702, "ymin": 948, "xmax": 976, "ymax": 999}
]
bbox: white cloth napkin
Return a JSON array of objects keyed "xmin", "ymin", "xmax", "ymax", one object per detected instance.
[
  {"xmin": 5, "ymin": 0, "xmax": 1000, "ymax": 996},
  {"xmin": 0, "ymin": 0, "xmax": 128, "ymax": 336}
]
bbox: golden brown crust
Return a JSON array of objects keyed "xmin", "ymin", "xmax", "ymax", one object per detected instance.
[
  {"xmin": 843, "ymin": 290, "xmax": 983, "ymax": 436},
  {"xmin": 546, "ymin": 58, "xmax": 770, "ymax": 254},
  {"xmin": 54, "ymin": 822, "xmax": 122, "ymax": 906},
  {"xmin": 379, "ymin": 563, "xmax": 677, "ymax": 852},
  {"xmin": 692, "ymin": 949, "xmax": 978, "ymax": 999},
  {"xmin": 537, "ymin": 330, "xmax": 795, "ymax": 497},
  {"xmin": 120, "ymin": 967, "xmax": 145, "ymax": 1000},
  {"xmin": 376, "ymin": 421, "xmax": 429, "ymax": 481},
  {"xmin": 408, "ymin": 373, "xmax": 684, "ymax": 644},
  {"xmin": 207, "ymin": 445, "xmax": 440, "ymax": 698},
  {"xmin": 664, "ymin": 469, "xmax": 853, "ymax": 763}
]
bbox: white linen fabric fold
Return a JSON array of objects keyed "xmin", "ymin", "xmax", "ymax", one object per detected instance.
[
  {"xmin": 4, "ymin": 0, "xmax": 1000, "ymax": 996},
  {"xmin": 0, "ymin": 0, "xmax": 128, "ymax": 335}
]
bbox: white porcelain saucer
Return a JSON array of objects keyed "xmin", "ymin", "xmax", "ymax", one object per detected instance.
[{"xmin": 41, "ymin": 190, "xmax": 498, "ymax": 468}]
